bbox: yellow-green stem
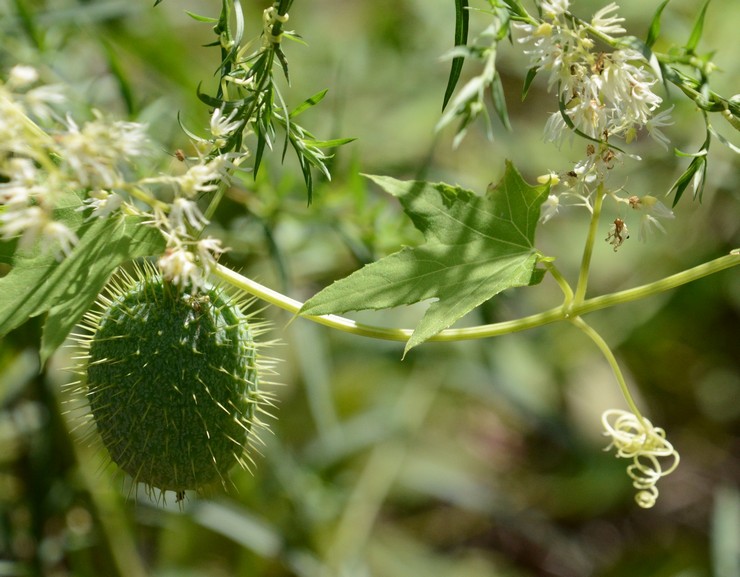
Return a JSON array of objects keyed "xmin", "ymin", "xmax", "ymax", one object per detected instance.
[
  {"xmin": 573, "ymin": 183, "xmax": 605, "ymax": 307},
  {"xmin": 569, "ymin": 316, "xmax": 646, "ymax": 425},
  {"xmin": 214, "ymin": 250, "xmax": 739, "ymax": 343}
]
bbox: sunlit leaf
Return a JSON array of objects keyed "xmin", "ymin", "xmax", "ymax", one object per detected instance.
[{"xmin": 300, "ymin": 162, "xmax": 549, "ymax": 354}]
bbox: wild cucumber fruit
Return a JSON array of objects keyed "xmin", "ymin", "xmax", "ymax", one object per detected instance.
[{"xmin": 71, "ymin": 263, "xmax": 270, "ymax": 497}]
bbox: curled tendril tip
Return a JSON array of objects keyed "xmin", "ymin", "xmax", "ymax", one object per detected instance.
[{"xmin": 602, "ymin": 409, "xmax": 680, "ymax": 508}]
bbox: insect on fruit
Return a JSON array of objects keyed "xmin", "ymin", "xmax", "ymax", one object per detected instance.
[{"xmin": 68, "ymin": 262, "xmax": 273, "ymax": 501}]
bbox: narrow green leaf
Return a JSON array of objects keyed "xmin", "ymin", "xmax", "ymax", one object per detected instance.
[
  {"xmin": 670, "ymin": 129, "xmax": 711, "ymax": 206},
  {"xmin": 686, "ymin": 0, "xmax": 711, "ymax": 53},
  {"xmin": 646, "ymin": 0, "xmax": 671, "ymax": 48},
  {"xmin": 290, "ymin": 89, "xmax": 329, "ymax": 118},
  {"xmin": 300, "ymin": 162, "xmax": 549, "ymax": 354},
  {"xmin": 501, "ymin": 0, "xmax": 529, "ymax": 19},
  {"xmin": 185, "ymin": 11, "xmax": 219, "ymax": 23},
  {"xmin": 301, "ymin": 137, "xmax": 356, "ymax": 148},
  {"xmin": 442, "ymin": 0, "xmax": 470, "ymax": 111},
  {"xmin": 708, "ymin": 125, "xmax": 740, "ymax": 154},
  {"xmin": 490, "ymin": 73, "xmax": 511, "ymax": 130},
  {"xmin": 522, "ymin": 66, "xmax": 538, "ymax": 101}
]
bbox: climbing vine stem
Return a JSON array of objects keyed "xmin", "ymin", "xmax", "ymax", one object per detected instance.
[{"xmin": 213, "ymin": 250, "xmax": 739, "ymax": 343}]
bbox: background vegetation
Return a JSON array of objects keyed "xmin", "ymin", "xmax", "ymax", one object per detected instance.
[{"xmin": 1, "ymin": 0, "xmax": 738, "ymax": 575}]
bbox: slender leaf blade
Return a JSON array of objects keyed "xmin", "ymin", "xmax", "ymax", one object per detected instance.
[
  {"xmin": 290, "ymin": 89, "xmax": 329, "ymax": 118},
  {"xmin": 686, "ymin": 0, "xmax": 711, "ymax": 53},
  {"xmin": 442, "ymin": 0, "xmax": 470, "ymax": 111},
  {"xmin": 646, "ymin": 0, "xmax": 671, "ymax": 48}
]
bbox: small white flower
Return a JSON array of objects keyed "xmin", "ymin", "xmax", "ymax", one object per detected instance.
[
  {"xmin": 210, "ymin": 107, "xmax": 243, "ymax": 146},
  {"xmin": 177, "ymin": 162, "xmax": 221, "ymax": 198},
  {"xmin": 24, "ymin": 85, "xmax": 65, "ymax": 121},
  {"xmin": 80, "ymin": 190, "xmax": 123, "ymax": 220},
  {"xmin": 196, "ymin": 237, "xmax": 227, "ymax": 275},
  {"xmin": 541, "ymin": 0, "xmax": 570, "ymax": 19},
  {"xmin": 537, "ymin": 172, "xmax": 560, "ymax": 186},
  {"xmin": 0, "ymin": 205, "xmax": 45, "ymax": 240},
  {"xmin": 591, "ymin": 3, "xmax": 626, "ymax": 36},
  {"xmin": 7, "ymin": 65, "xmax": 39, "ymax": 89},
  {"xmin": 170, "ymin": 198, "xmax": 209, "ymax": 234},
  {"xmin": 568, "ymin": 97, "xmax": 607, "ymax": 138},
  {"xmin": 645, "ymin": 106, "xmax": 674, "ymax": 150},
  {"xmin": 629, "ymin": 195, "xmax": 674, "ymax": 241},
  {"xmin": 158, "ymin": 245, "xmax": 201, "ymax": 288},
  {"xmin": 539, "ymin": 193, "xmax": 561, "ymax": 224},
  {"xmin": 59, "ymin": 114, "xmax": 148, "ymax": 187},
  {"xmin": 0, "ymin": 157, "xmax": 40, "ymax": 206},
  {"xmin": 42, "ymin": 220, "xmax": 79, "ymax": 259},
  {"xmin": 543, "ymin": 111, "xmax": 570, "ymax": 146}
]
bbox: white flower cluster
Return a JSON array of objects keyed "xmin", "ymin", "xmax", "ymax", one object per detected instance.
[
  {"xmin": 1, "ymin": 66, "xmax": 93, "ymax": 259},
  {"xmin": 516, "ymin": 1, "xmax": 669, "ymax": 145},
  {"xmin": 1, "ymin": 66, "xmax": 241, "ymax": 289},
  {"xmin": 602, "ymin": 409, "xmax": 680, "ymax": 508},
  {"xmin": 517, "ymin": 1, "xmax": 675, "ymax": 245},
  {"xmin": 148, "ymin": 153, "xmax": 236, "ymax": 289}
]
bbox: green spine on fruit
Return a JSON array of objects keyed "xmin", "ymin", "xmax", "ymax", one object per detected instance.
[{"xmin": 76, "ymin": 263, "xmax": 266, "ymax": 494}]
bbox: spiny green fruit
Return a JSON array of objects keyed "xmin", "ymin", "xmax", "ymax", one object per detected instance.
[{"xmin": 71, "ymin": 263, "xmax": 270, "ymax": 498}]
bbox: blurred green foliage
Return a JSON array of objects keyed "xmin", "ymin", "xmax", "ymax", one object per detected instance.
[{"xmin": 1, "ymin": 1, "xmax": 738, "ymax": 576}]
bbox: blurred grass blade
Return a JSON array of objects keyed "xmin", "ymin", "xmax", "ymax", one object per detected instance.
[
  {"xmin": 12, "ymin": 0, "xmax": 44, "ymax": 49},
  {"xmin": 442, "ymin": 0, "xmax": 469, "ymax": 111},
  {"xmin": 711, "ymin": 486, "xmax": 740, "ymax": 577},
  {"xmin": 102, "ymin": 40, "xmax": 136, "ymax": 116}
]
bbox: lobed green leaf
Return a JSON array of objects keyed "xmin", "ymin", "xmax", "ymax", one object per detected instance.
[{"xmin": 300, "ymin": 162, "xmax": 549, "ymax": 354}]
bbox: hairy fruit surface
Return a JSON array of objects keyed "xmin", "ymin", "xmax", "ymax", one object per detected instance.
[{"xmin": 73, "ymin": 264, "xmax": 267, "ymax": 496}]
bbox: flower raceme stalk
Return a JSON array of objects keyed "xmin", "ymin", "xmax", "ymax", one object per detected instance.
[{"xmin": 517, "ymin": 0, "xmax": 675, "ymax": 248}]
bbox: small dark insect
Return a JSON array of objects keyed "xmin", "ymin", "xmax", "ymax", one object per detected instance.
[
  {"xmin": 187, "ymin": 294, "xmax": 210, "ymax": 313},
  {"xmin": 176, "ymin": 490, "xmax": 186, "ymax": 503},
  {"xmin": 606, "ymin": 218, "xmax": 629, "ymax": 251},
  {"xmin": 175, "ymin": 149, "xmax": 186, "ymax": 162},
  {"xmin": 602, "ymin": 148, "xmax": 616, "ymax": 167}
]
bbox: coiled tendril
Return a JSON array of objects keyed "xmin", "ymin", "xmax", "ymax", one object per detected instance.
[{"xmin": 601, "ymin": 409, "xmax": 680, "ymax": 508}]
